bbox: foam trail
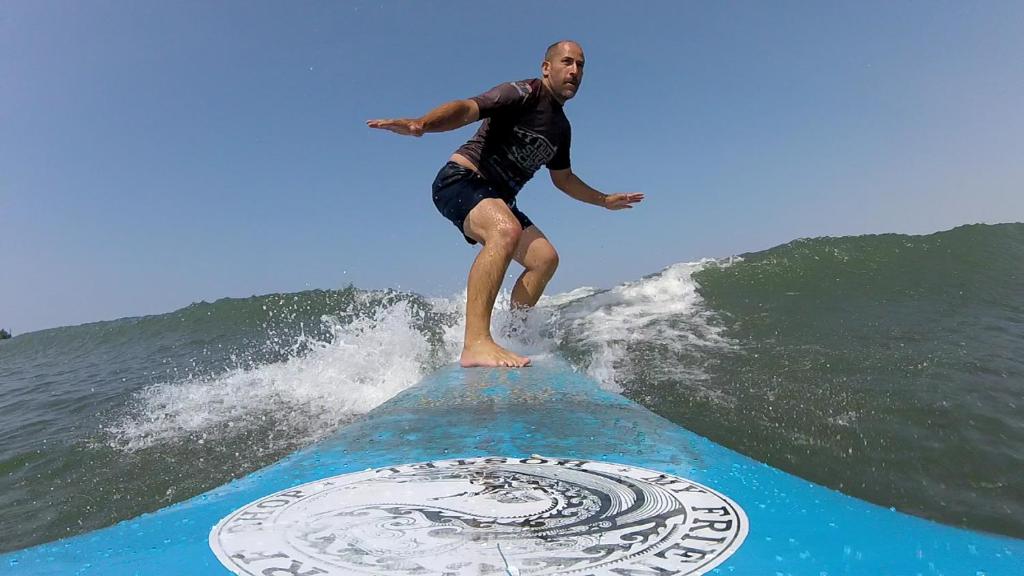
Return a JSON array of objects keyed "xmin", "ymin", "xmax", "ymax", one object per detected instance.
[{"xmin": 549, "ymin": 261, "xmax": 735, "ymax": 391}]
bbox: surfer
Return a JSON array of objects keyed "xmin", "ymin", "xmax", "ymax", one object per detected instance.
[{"xmin": 367, "ymin": 41, "xmax": 643, "ymax": 368}]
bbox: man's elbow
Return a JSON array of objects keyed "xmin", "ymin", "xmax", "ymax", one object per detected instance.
[
  {"xmin": 460, "ymin": 99, "xmax": 480, "ymax": 124},
  {"xmin": 550, "ymin": 169, "xmax": 573, "ymax": 191}
]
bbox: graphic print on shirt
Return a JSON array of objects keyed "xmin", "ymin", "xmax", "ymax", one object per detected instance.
[{"xmin": 490, "ymin": 126, "xmax": 557, "ymax": 192}]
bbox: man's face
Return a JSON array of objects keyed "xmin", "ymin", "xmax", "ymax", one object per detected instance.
[{"xmin": 543, "ymin": 43, "xmax": 585, "ymax": 102}]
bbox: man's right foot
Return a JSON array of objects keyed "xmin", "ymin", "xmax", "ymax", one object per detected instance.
[{"xmin": 460, "ymin": 340, "xmax": 531, "ymax": 368}]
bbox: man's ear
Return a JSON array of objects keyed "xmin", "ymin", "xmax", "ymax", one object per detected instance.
[{"xmin": 541, "ymin": 60, "xmax": 550, "ymax": 79}]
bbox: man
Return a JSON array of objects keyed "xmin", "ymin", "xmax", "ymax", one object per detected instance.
[{"xmin": 367, "ymin": 41, "xmax": 643, "ymax": 368}]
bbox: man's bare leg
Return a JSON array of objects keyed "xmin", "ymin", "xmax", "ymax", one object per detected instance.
[
  {"xmin": 461, "ymin": 199, "xmax": 531, "ymax": 368},
  {"xmin": 510, "ymin": 226, "xmax": 559, "ymax": 309}
]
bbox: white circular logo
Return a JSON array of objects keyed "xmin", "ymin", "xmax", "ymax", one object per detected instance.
[{"xmin": 210, "ymin": 456, "xmax": 748, "ymax": 575}]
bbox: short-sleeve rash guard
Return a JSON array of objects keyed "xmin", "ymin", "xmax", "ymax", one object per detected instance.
[{"xmin": 455, "ymin": 78, "xmax": 571, "ymax": 199}]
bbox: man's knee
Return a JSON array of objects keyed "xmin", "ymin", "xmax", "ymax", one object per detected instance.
[
  {"xmin": 540, "ymin": 243, "xmax": 557, "ymax": 276},
  {"xmin": 545, "ymin": 248, "xmax": 560, "ymax": 274},
  {"xmin": 466, "ymin": 199, "xmax": 522, "ymax": 249},
  {"xmin": 531, "ymin": 244, "xmax": 559, "ymax": 277},
  {"xmin": 490, "ymin": 223, "xmax": 523, "ymax": 252}
]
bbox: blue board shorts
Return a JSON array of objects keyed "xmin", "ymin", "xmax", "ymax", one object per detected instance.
[{"xmin": 431, "ymin": 161, "xmax": 533, "ymax": 245}]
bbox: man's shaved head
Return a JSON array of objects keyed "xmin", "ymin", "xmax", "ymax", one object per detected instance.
[{"xmin": 544, "ymin": 40, "xmax": 583, "ymax": 62}]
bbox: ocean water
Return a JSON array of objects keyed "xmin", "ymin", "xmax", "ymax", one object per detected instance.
[{"xmin": 1, "ymin": 223, "xmax": 1021, "ymax": 552}]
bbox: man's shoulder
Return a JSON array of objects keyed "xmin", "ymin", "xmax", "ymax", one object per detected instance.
[{"xmin": 505, "ymin": 78, "xmax": 541, "ymax": 100}]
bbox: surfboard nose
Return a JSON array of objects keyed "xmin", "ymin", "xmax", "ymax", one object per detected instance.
[{"xmin": 4, "ymin": 358, "xmax": 1023, "ymax": 575}]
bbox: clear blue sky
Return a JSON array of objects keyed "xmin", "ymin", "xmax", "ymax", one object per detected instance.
[{"xmin": 3, "ymin": 1, "xmax": 1022, "ymax": 334}]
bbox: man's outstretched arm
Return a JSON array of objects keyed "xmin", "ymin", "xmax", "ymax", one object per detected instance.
[
  {"xmin": 366, "ymin": 99, "xmax": 480, "ymax": 137},
  {"xmin": 550, "ymin": 168, "xmax": 644, "ymax": 210}
]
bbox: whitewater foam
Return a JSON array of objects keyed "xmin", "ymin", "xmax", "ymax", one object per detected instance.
[
  {"xmin": 107, "ymin": 301, "xmax": 437, "ymax": 452},
  {"xmin": 107, "ymin": 261, "xmax": 734, "ymax": 451},
  {"xmin": 550, "ymin": 260, "xmax": 736, "ymax": 392}
]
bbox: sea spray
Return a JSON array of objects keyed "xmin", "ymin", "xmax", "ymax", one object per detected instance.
[{"xmin": 105, "ymin": 300, "xmax": 438, "ymax": 452}]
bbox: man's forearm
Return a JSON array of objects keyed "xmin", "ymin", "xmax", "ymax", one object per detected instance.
[
  {"xmin": 419, "ymin": 100, "xmax": 479, "ymax": 133},
  {"xmin": 559, "ymin": 173, "xmax": 607, "ymax": 207}
]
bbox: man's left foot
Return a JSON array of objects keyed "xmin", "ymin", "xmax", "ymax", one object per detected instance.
[{"xmin": 460, "ymin": 339, "xmax": 531, "ymax": 368}]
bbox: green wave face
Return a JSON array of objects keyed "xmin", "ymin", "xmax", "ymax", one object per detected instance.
[{"xmin": 677, "ymin": 223, "xmax": 1024, "ymax": 536}]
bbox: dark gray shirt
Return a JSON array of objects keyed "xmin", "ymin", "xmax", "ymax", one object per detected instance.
[{"xmin": 455, "ymin": 78, "xmax": 571, "ymax": 199}]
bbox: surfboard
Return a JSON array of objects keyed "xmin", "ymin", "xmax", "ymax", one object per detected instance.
[{"xmin": 3, "ymin": 358, "xmax": 1021, "ymax": 574}]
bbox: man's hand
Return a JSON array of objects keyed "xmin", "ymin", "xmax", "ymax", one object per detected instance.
[
  {"xmin": 366, "ymin": 118, "xmax": 425, "ymax": 137},
  {"xmin": 603, "ymin": 193, "xmax": 645, "ymax": 210}
]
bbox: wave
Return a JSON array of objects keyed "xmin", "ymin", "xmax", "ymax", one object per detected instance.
[{"xmin": 1, "ymin": 222, "xmax": 1022, "ymax": 552}]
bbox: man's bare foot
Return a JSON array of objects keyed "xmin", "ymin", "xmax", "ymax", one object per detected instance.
[{"xmin": 460, "ymin": 339, "xmax": 531, "ymax": 368}]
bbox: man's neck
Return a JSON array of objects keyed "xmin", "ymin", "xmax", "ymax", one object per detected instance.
[{"xmin": 540, "ymin": 77, "xmax": 565, "ymax": 106}]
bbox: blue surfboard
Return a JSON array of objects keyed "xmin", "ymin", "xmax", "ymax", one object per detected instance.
[{"xmin": 3, "ymin": 358, "xmax": 1021, "ymax": 574}]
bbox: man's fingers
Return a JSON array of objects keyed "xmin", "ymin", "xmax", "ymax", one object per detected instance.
[
  {"xmin": 367, "ymin": 118, "xmax": 423, "ymax": 137},
  {"xmin": 367, "ymin": 119, "xmax": 400, "ymax": 129},
  {"xmin": 606, "ymin": 193, "xmax": 644, "ymax": 210}
]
